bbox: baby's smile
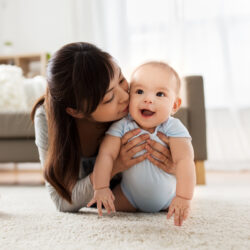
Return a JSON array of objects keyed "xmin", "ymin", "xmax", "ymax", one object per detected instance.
[{"xmin": 140, "ymin": 109, "xmax": 155, "ymax": 118}]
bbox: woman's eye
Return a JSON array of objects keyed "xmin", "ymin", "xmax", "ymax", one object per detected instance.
[
  {"xmin": 104, "ymin": 94, "xmax": 114, "ymax": 104},
  {"xmin": 136, "ymin": 89, "xmax": 143, "ymax": 94},
  {"xmin": 156, "ymin": 92, "xmax": 165, "ymax": 97},
  {"xmin": 119, "ymin": 78, "xmax": 125, "ymax": 84}
]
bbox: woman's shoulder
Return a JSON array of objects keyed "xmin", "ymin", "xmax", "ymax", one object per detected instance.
[
  {"xmin": 34, "ymin": 104, "xmax": 47, "ymax": 125},
  {"xmin": 34, "ymin": 104, "xmax": 48, "ymax": 149},
  {"xmin": 35, "ymin": 104, "xmax": 46, "ymax": 117}
]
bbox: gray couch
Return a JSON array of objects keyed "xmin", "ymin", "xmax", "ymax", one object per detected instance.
[{"xmin": 0, "ymin": 75, "xmax": 207, "ymax": 184}]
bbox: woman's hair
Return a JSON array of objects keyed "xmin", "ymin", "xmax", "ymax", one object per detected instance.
[{"xmin": 31, "ymin": 42, "xmax": 114, "ymax": 203}]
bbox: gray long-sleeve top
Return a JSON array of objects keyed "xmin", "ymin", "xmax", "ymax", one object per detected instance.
[{"xmin": 34, "ymin": 105, "xmax": 94, "ymax": 212}]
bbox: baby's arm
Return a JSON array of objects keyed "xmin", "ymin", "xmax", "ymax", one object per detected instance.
[
  {"xmin": 93, "ymin": 135, "xmax": 121, "ymax": 189},
  {"xmin": 87, "ymin": 135, "xmax": 121, "ymax": 215},
  {"xmin": 167, "ymin": 137, "xmax": 196, "ymax": 226}
]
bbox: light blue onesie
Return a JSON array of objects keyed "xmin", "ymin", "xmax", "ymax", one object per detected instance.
[{"xmin": 106, "ymin": 114, "xmax": 191, "ymax": 212}]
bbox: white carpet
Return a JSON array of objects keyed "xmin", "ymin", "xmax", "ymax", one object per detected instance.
[{"xmin": 0, "ymin": 180, "xmax": 250, "ymax": 250}]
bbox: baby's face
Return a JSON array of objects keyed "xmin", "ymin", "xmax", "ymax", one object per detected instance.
[{"xmin": 129, "ymin": 64, "xmax": 180, "ymax": 132}]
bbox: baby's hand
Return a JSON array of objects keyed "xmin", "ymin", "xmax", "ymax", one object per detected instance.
[
  {"xmin": 87, "ymin": 188, "xmax": 116, "ymax": 216},
  {"xmin": 167, "ymin": 196, "xmax": 191, "ymax": 226}
]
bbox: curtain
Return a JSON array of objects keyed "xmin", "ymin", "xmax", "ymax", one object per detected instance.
[{"xmin": 73, "ymin": 0, "xmax": 250, "ymax": 169}]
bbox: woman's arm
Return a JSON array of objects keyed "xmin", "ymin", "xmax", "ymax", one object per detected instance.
[{"xmin": 34, "ymin": 106, "xmax": 94, "ymax": 212}]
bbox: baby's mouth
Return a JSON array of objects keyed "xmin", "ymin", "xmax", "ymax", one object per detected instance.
[{"xmin": 140, "ymin": 109, "xmax": 155, "ymax": 117}]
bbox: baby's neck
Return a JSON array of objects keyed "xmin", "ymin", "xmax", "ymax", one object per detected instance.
[
  {"xmin": 133, "ymin": 121, "xmax": 156, "ymax": 134},
  {"xmin": 141, "ymin": 126, "xmax": 156, "ymax": 134}
]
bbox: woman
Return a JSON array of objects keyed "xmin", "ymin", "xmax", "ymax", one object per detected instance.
[{"xmin": 31, "ymin": 42, "xmax": 174, "ymax": 213}]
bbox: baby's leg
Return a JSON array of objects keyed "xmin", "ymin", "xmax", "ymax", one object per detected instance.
[
  {"xmin": 112, "ymin": 184, "xmax": 137, "ymax": 212},
  {"xmin": 121, "ymin": 165, "xmax": 176, "ymax": 212}
]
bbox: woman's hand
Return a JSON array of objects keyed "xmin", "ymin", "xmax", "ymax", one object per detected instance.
[
  {"xmin": 111, "ymin": 129, "xmax": 176, "ymax": 177},
  {"xmin": 145, "ymin": 131, "xmax": 176, "ymax": 175},
  {"xmin": 111, "ymin": 128, "xmax": 150, "ymax": 177}
]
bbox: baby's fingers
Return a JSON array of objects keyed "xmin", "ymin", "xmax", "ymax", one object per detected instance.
[
  {"xmin": 87, "ymin": 198, "xmax": 96, "ymax": 208},
  {"xmin": 102, "ymin": 200, "xmax": 111, "ymax": 214},
  {"xmin": 183, "ymin": 208, "xmax": 190, "ymax": 220},
  {"xmin": 108, "ymin": 199, "xmax": 116, "ymax": 213},
  {"xmin": 179, "ymin": 210, "xmax": 184, "ymax": 226},
  {"xmin": 174, "ymin": 208, "xmax": 181, "ymax": 226},
  {"xmin": 97, "ymin": 201, "xmax": 103, "ymax": 216},
  {"xmin": 167, "ymin": 205, "xmax": 174, "ymax": 219}
]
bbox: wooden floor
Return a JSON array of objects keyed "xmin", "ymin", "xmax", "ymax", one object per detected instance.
[
  {"xmin": 0, "ymin": 163, "xmax": 44, "ymax": 185},
  {"xmin": 0, "ymin": 163, "xmax": 250, "ymax": 186}
]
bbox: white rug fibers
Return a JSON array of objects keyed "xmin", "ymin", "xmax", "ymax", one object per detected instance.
[{"xmin": 0, "ymin": 182, "xmax": 250, "ymax": 250}]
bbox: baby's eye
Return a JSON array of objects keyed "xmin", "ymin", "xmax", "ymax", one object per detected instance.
[
  {"xmin": 136, "ymin": 89, "xmax": 144, "ymax": 94},
  {"xmin": 156, "ymin": 92, "xmax": 165, "ymax": 97}
]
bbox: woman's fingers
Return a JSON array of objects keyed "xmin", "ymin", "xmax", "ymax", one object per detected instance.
[
  {"xmin": 146, "ymin": 144, "xmax": 167, "ymax": 163},
  {"xmin": 126, "ymin": 142, "xmax": 147, "ymax": 157},
  {"xmin": 146, "ymin": 138, "xmax": 176, "ymax": 174},
  {"xmin": 147, "ymin": 139, "xmax": 171, "ymax": 159},
  {"xmin": 130, "ymin": 152, "xmax": 149, "ymax": 166},
  {"xmin": 124, "ymin": 133, "xmax": 149, "ymax": 152},
  {"xmin": 147, "ymin": 154, "xmax": 169, "ymax": 172},
  {"xmin": 121, "ymin": 128, "xmax": 141, "ymax": 146},
  {"xmin": 157, "ymin": 131, "xmax": 170, "ymax": 145}
]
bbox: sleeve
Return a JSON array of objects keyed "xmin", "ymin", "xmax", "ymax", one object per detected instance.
[
  {"xmin": 34, "ymin": 105, "xmax": 94, "ymax": 212},
  {"xmin": 163, "ymin": 117, "xmax": 192, "ymax": 139},
  {"xmin": 105, "ymin": 117, "xmax": 126, "ymax": 138}
]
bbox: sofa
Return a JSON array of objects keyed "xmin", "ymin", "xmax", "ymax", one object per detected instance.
[{"xmin": 0, "ymin": 75, "xmax": 207, "ymax": 184}]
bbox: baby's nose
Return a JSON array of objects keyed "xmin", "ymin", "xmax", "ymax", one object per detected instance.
[{"xmin": 144, "ymin": 95, "xmax": 153, "ymax": 104}]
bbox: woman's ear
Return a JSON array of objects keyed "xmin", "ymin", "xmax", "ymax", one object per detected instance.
[
  {"xmin": 65, "ymin": 107, "xmax": 85, "ymax": 119},
  {"xmin": 171, "ymin": 97, "xmax": 182, "ymax": 115}
]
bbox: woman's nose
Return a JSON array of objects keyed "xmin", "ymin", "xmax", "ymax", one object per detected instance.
[{"xmin": 119, "ymin": 85, "xmax": 129, "ymax": 103}]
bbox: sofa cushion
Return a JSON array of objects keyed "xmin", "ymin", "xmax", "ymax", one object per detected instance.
[
  {"xmin": 0, "ymin": 108, "xmax": 189, "ymax": 139},
  {"xmin": 0, "ymin": 139, "xmax": 39, "ymax": 162},
  {"xmin": 0, "ymin": 111, "xmax": 35, "ymax": 138},
  {"xmin": 173, "ymin": 108, "xmax": 188, "ymax": 130}
]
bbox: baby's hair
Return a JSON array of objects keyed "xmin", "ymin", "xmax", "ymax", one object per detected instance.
[{"xmin": 132, "ymin": 61, "xmax": 181, "ymax": 94}]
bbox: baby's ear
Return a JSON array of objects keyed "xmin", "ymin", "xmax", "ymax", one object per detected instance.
[{"xmin": 171, "ymin": 97, "xmax": 182, "ymax": 115}]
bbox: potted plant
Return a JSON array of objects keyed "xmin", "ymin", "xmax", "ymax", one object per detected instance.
[{"xmin": 3, "ymin": 41, "xmax": 13, "ymax": 54}]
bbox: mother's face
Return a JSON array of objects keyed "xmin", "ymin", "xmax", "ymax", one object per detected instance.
[{"xmin": 90, "ymin": 63, "xmax": 129, "ymax": 122}]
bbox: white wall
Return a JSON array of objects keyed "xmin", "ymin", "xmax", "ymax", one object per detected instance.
[{"xmin": 0, "ymin": 0, "xmax": 76, "ymax": 54}]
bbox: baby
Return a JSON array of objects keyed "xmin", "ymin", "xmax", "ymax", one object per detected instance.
[{"xmin": 88, "ymin": 61, "xmax": 196, "ymax": 226}]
